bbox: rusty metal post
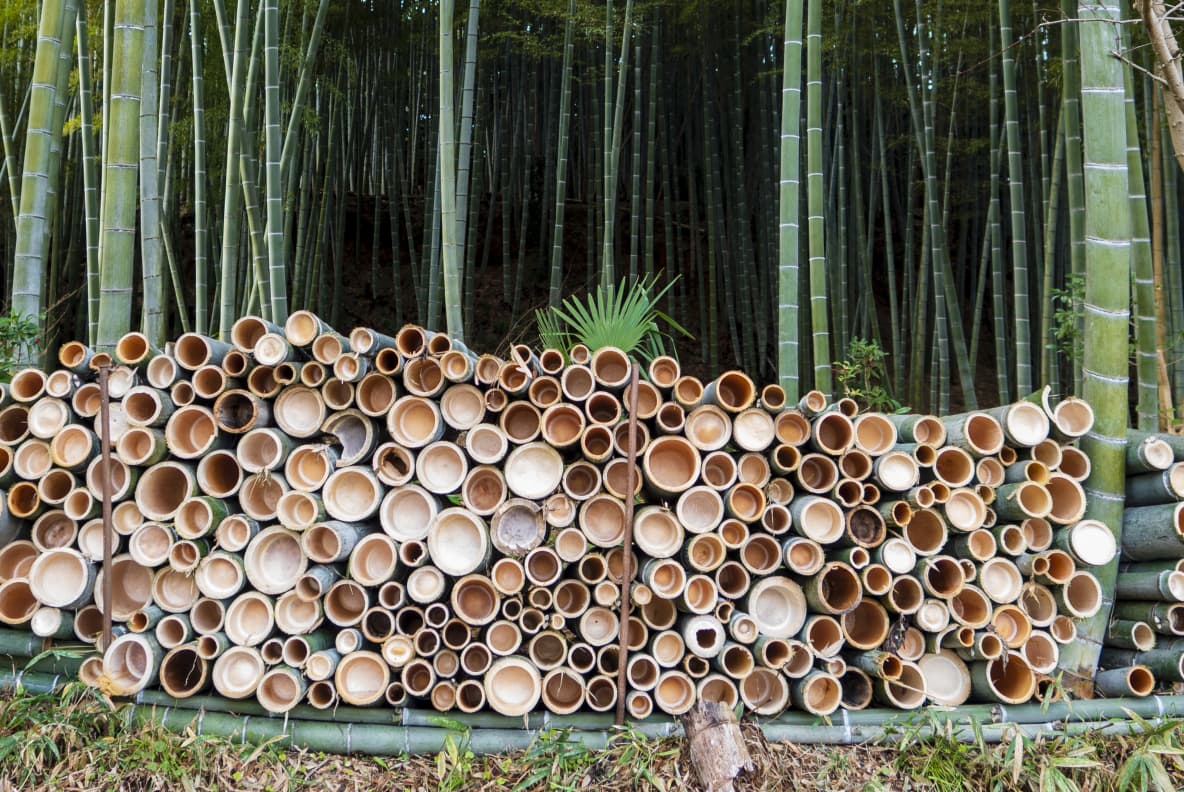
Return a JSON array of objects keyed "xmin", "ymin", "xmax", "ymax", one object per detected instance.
[
  {"xmin": 98, "ymin": 363, "xmax": 114, "ymax": 649},
  {"xmin": 615, "ymin": 362, "xmax": 641, "ymax": 726}
]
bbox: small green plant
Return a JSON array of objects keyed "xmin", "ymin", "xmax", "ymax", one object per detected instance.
[
  {"xmin": 512, "ymin": 728, "xmax": 598, "ymax": 790},
  {"xmin": 833, "ymin": 337, "xmax": 907, "ymax": 413},
  {"xmin": 435, "ymin": 729, "xmax": 476, "ymax": 792},
  {"xmin": 535, "ymin": 274, "xmax": 690, "ymax": 363},
  {"xmin": 1050, "ymin": 273, "xmax": 1085, "ymax": 364},
  {"xmin": 0, "ymin": 310, "xmax": 42, "ymax": 381}
]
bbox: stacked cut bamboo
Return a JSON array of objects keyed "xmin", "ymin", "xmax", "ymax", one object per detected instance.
[
  {"xmin": 1098, "ymin": 431, "xmax": 1184, "ymax": 695},
  {"xmin": 0, "ymin": 313, "xmax": 1121, "ymax": 718}
]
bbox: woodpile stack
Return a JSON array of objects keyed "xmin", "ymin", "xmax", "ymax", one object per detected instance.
[{"xmin": 0, "ymin": 312, "xmax": 1126, "ymax": 717}]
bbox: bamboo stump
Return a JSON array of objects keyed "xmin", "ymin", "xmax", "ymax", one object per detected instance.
[{"xmin": 681, "ymin": 699, "xmax": 753, "ymax": 792}]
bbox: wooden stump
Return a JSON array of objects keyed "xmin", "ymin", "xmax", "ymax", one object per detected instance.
[{"xmin": 680, "ymin": 699, "xmax": 754, "ymax": 792}]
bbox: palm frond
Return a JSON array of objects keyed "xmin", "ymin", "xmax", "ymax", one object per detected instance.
[{"xmin": 537, "ymin": 274, "xmax": 690, "ymax": 364}]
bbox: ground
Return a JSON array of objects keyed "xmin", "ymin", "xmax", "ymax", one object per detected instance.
[{"xmin": 1, "ymin": 684, "xmax": 1183, "ymax": 791}]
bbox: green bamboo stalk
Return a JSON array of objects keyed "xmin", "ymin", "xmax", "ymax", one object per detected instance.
[
  {"xmin": 805, "ymin": 0, "xmax": 829, "ymax": 393},
  {"xmin": 1057, "ymin": 0, "xmax": 1131, "ymax": 697},
  {"xmin": 279, "ymin": 0, "xmax": 330, "ymax": 191},
  {"xmin": 778, "ymin": 0, "xmax": 805, "ymax": 397},
  {"xmin": 1126, "ymin": 62, "xmax": 1158, "ymax": 430},
  {"xmin": 11, "ymin": 0, "xmax": 74, "ymax": 342},
  {"xmin": 629, "ymin": 33, "xmax": 641, "ymax": 281},
  {"xmin": 988, "ymin": 25, "xmax": 1009, "ymax": 404},
  {"xmin": 999, "ymin": 0, "xmax": 1032, "ymax": 394},
  {"xmin": 454, "ymin": 0, "xmax": 481, "ymax": 273},
  {"xmin": 548, "ymin": 0, "xmax": 576, "ymax": 309},
  {"xmin": 76, "ymin": 10, "xmax": 100, "ymax": 347},
  {"xmin": 439, "ymin": 0, "xmax": 463, "ymax": 340},
  {"xmin": 217, "ymin": 0, "xmax": 250, "ymax": 339},
  {"xmin": 1038, "ymin": 112, "xmax": 1064, "ymax": 397},
  {"xmin": 96, "ymin": 0, "xmax": 146, "ymax": 350},
  {"xmin": 263, "ymin": 0, "xmax": 287, "ymax": 322},
  {"xmin": 189, "ymin": 0, "xmax": 209, "ymax": 334},
  {"xmin": 1062, "ymin": 0, "xmax": 1086, "ymax": 395},
  {"xmin": 601, "ymin": 0, "xmax": 634, "ymax": 289},
  {"xmin": 0, "ymin": 80, "xmax": 19, "ymax": 217},
  {"xmin": 139, "ymin": 0, "xmax": 164, "ymax": 345}
]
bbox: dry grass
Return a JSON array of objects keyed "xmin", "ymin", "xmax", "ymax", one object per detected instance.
[{"xmin": 3, "ymin": 684, "xmax": 1184, "ymax": 791}]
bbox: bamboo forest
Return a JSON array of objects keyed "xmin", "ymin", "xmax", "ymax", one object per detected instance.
[
  {"xmin": 0, "ymin": 0, "xmax": 1174, "ymax": 413},
  {"xmin": 11, "ymin": 0, "xmax": 1184, "ymax": 778}
]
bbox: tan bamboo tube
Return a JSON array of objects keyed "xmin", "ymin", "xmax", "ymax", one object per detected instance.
[
  {"xmin": 631, "ymin": 506, "xmax": 683, "ymax": 559},
  {"xmin": 0, "ymin": 404, "xmax": 30, "ymax": 446},
  {"xmin": 577, "ymin": 674, "xmax": 615, "ymax": 713},
  {"xmin": 379, "ymin": 484, "xmax": 437, "ymax": 542},
  {"xmin": 445, "ymin": 574, "xmax": 498, "ymax": 627},
  {"xmin": 558, "ymin": 462, "xmax": 599, "ymax": 503},
  {"xmin": 220, "ymin": 590, "xmax": 274, "ymax": 645},
  {"xmin": 859, "ymin": 563, "xmax": 891, "ymax": 597},
  {"xmin": 838, "ymin": 449, "xmax": 872, "ymax": 482},
  {"xmin": 653, "ymin": 670, "xmax": 696, "ymax": 715},
  {"xmin": 9, "ymin": 368, "xmax": 50, "ymax": 404},
  {"xmin": 499, "ymin": 401, "xmax": 541, "ymax": 445},
  {"xmin": 114, "ymin": 425, "xmax": 165, "ymax": 467},
  {"xmin": 698, "ymin": 450, "xmax": 739, "ymax": 492},
  {"xmin": 683, "ymin": 404, "xmax": 731, "ymax": 452},
  {"xmin": 970, "ymin": 652, "xmax": 1036, "ymax": 704},
  {"xmin": 100, "ymin": 632, "xmax": 164, "ymax": 695},
  {"xmin": 36, "ymin": 467, "xmax": 73, "ymax": 507},
  {"xmin": 134, "ymin": 460, "xmax": 195, "ymax": 522},
  {"xmin": 283, "ymin": 444, "xmax": 338, "ymax": 492},
  {"xmin": 526, "ymin": 375, "xmax": 562, "ymax": 409},
  {"xmin": 769, "ymin": 414, "xmax": 809, "ymax": 455},
  {"xmin": 723, "ymin": 482, "xmax": 763, "ymax": 524},
  {"xmin": 1043, "ymin": 473, "xmax": 1086, "ymax": 525},
  {"xmin": 782, "ymin": 537, "xmax": 824, "ymax": 576},
  {"xmin": 329, "ymin": 650, "xmax": 388, "ymax": 707},
  {"xmin": 740, "ymin": 575, "xmax": 807, "ymax": 639},
  {"xmin": 275, "ymin": 591, "xmax": 322, "ymax": 636},
  {"xmin": 324, "ymin": 579, "xmax": 371, "ymax": 626},
  {"xmin": 27, "ymin": 397, "xmax": 69, "ymax": 441},
  {"xmin": 972, "ymin": 457, "xmax": 1004, "ymax": 488},
  {"xmin": 727, "ymin": 408, "xmax": 774, "ymax": 455},
  {"xmin": 672, "ymin": 486, "xmax": 722, "ymax": 535},
  {"xmin": 317, "ymin": 466, "xmax": 382, "ymax": 524},
  {"xmin": 643, "ymin": 558, "xmax": 686, "ymax": 599},
  {"xmin": 239, "ymin": 525, "xmax": 306, "ymax": 596},
  {"xmin": 848, "ymin": 413, "xmax": 895, "ymax": 456},
  {"xmin": 219, "ymin": 349, "xmax": 250, "ymax": 379},
  {"xmin": 86, "ymin": 454, "xmax": 133, "ymax": 505},
  {"xmin": 501, "ymin": 441, "xmax": 563, "ymax": 500},
  {"xmin": 913, "ymin": 598, "xmax": 951, "ymax": 633},
  {"xmin": 682, "ymin": 534, "xmax": 725, "ymax": 575},
  {"xmin": 0, "ymin": 574, "xmax": 39, "ymax": 626},
  {"xmin": 347, "ymin": 533, "xmax": 399, "ymax": 587},
  {"xmin": 191, "ymin": 450, "xmax": 243, "ymax": 500},
  {"xmin": 194, "ymin": 549, "xmax": 246, "ymax": 601},
  {"xmin": 553, "ymin": 366, "xmax": 593, "ymax": 406},
  {"xmin": 527, "ymin": 630, "xmax": 568, "ymax": 671},
  {"xmin": 756, "ymin": 506, "xmax": 790, "ymax": 541},
  {"xmin": 833, "ymin": 479, "xmax": 862, "ymax": 508},
  {"xmin": 990, "ymin": 603, "xmax": 1033, "ymax": 649},
  {"xmin": 369, "ymin": 443, "xmax": 413, "ymax": 488},
  {"xmin": 897, "ymin": 507, "xmax": 943, "ymax": 556},
  {"xmin": 427, "ymin": 508, "xmax": 489, "ymax": 575},
  {"xmin": 1049, "ymin": 614, "xmax": 1078, "ymax": 645},
  {"xmin": 208, "ymin": 645, "xmax": 269, "ymax": 700},
  {"xmin": 1057, "ymin": 571, "xmax": 1102, "ymax": 619},
  {"xmin": 583, "ymin": 345, "xmax": 627, "ymax": 391},
  {"xmin": 412, "ymin": 441, "xmax": 466, "ymax": 495},
  {"xmin": 154, "ymin": 612, "xmax": 193, "ymax": 648},
  {"xmin": 916, "ymin": 555, "xmax": 964, "ymax": 600},
  {"xmin": 1016, "ymin": 583, "xmax": 1057, "ymax": 628},
  {"xmin": 13, "ymin": 439, "xmax": 50, "ymax": 483},
  {"xmin": 1027, "ymin": 439, "xmax": 1062, "ymax": 471},
  {"xmin": 6, "ymin": 480, "xmax": 40, "ymax": 519},
  {"xmin": 913, "ymin": 652, "xmax": 970, "ymax": 707},
  {"xmin": 27, "ymin": 547, "xmax": 94, "ymax": 608},
  {"xmin": 732, "ymin": 535, "xmax": 777, "ymax": 579},
  {"xmin": 243, "ymin": 364, "xmax": 279, "ymax": 398},
  {"xmin": 282, "ymin": 310, "xmax": 330, "ymax": 349},
  {"xmin": 480, "ymin": 656, "xmax": 541, "ymax": 716},
  {"xmin": 786, "ymin": 495, "xmax": 843, "ymax": 544},
  {"xmin": 234, "ymin": 470, "xmax": 286, "ymax": 521},
  {"xmin": 582, "ymin": 391, "xmax": 621, "ymax": 427},
  {"xmin": 63, "ymin": 487, "xmax": 98, "ymax": 521},
  {"xmin": 928, "ymin": 447, "xmax": 973, "ymax": 489},
  {"xmin": 881, "ymin": 574, "xmax": 922, "ymax": 615},
  {"xmin": 942, "ymin": 488, "xmax": 986, "ymax": 532},
  {"xmin": 943, "ymin": 584, "xmax": 991, "ymax": 629},
  {"xmin": 976, "ymin": 556, "xmax": 1023, "ymax": 604},
  {"xmin": 1058, "ymin": 446, "xmax": 1090, "ymax": 480},
  {"xmin": 400, "ymin": 357, "xmax": 445, "ymax": 400},
  {"xmin": 188, "ymin": 365, "xmax": 229, "ymax": 400},
  {"xmin": 455, "ymin": 465, "xmax": 506, "ymax": 518},
  {"xmin": 127, "ymin": 522, "xmax": 172, "ymax": 568},
  {"xmin": 840, "ymin": 599, "xmax": 891, "ymax": 651},
  {"xmin": 573, "ymin": 493, "xmax": 624, "ymax": 549},
  {"xmin": 795, "ymin": 453, "xmax": 838, "ymax": 494},
  {"xmin": 269, "ymin": 387, "xmax": 325, "ymax": 440},
  {"xmin": 212, "ymin": 514, "xmax": 258, "ymax": 554}
]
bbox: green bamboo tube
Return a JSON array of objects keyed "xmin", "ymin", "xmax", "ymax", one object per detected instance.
[
  {"xmin": 992, "ymin": 482, "xmax": 1052, "ymax": 521},
  {"xmin": 1094, "ymin": 666, "xmax": 1155, "ymax": 698},
  {"xmin": 1129, "ymin": 430, "xmax": 1184, "ymax": 462},
  {"xmin": 1112, "ymin": 601, "xmax": 1184, "ymax": 635},
  {"xmin": 1121, "ymin": 504, "xmax": 1184, "ymax": 561},
  {"xmin": 1105, "ymin": 620, "xmax": 1156, "ymax": 652},
  {"xmin": 1099, "ymin": 648, "xmax": 1184, "ymax": 683},
  {"xmin": 1115, "ymin": 570, "xmax": 1184, "ymax": 602},
  {"xmin": 1125, "ymin": 434, "xmax": 1175, "ymax": 473},
  {"xmin": 1126, "ymin": 464, "xmax": 1184, "ymax": 507},
  {"xmin": 885, "ymin": 414, "xmax": 947, "ymax": 447}
]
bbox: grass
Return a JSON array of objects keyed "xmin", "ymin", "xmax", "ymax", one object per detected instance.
[{"xmin": 2, "ymin": 683, "xmax": 1184, "ymax": 791}]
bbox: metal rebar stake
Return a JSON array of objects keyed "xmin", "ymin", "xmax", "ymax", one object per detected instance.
[
  {"xmin": 98, "ymin": 362, "xmax": 114, "ymax": 649},
  {"xmin": 614, "ymin": 362, "xmax": 641, "ymax": 726}
]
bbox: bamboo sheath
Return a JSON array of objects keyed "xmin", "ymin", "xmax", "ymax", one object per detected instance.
[{"xmin": 0, "ymin": 317, "xmax": 1139, "ymax": 724}]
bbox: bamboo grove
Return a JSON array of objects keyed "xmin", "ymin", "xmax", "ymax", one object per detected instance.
[{"xmin": 0, "ymin": 0, "xmax": 1180, "ymax": 420}]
